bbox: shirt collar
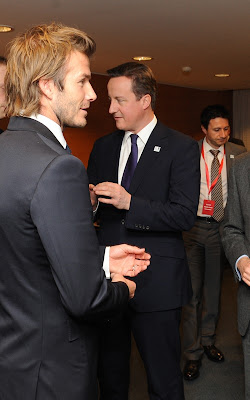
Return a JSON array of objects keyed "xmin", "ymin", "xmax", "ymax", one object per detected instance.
[
  {"xmin": 124, "ymin": 115, "xmax": 157, "ymax": 144},
  {"xmin": 203, "ymin": 137, "xmax": 224, "ymax": 154},
  {"xmin": 29, "ymin": 114, "xmax": 67, "ymax": 149}
]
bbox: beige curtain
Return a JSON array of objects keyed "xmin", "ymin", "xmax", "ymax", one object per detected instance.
[{"xmin": 233, "ymin": 90, "xmax": 250, "ymax": 150}]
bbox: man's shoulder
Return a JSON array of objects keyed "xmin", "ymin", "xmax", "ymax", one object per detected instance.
[
  {"xmin": 228, "ymin": 151, "xmax": 250, "ymax": 180},
  {"xmin": 226, "ymin": 141, "xmax": 247, "ymax": 156},
  {"xmin": 156, "ymin": 121, "xmax": 198, "ymax": 151},
  {"xmin": 234, "ymin": 150, "xmax": 250, "ymax": 167},
  {"xmin": 94, "ymin": 130, "xmax": 123, "ymax": 144}
]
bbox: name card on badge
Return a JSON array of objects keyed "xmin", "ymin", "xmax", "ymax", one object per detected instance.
[{"xmin": 202, "ymin": 199, "xmax": 215, "ymax": 216}]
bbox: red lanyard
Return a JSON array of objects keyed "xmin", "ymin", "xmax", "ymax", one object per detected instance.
[{"xmin": 201, "ymin": 143, "xmax": 225, "ymax": 195}]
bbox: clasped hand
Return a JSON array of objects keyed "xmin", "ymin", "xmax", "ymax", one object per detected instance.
[
  {"xmin": 110, "ymin": 244, "xmax": 151, "ymax": 299},
  {"xmin": 237, "ymin": 256, "xmax": 250, "ymax": 286},
  {"xmin": 92, "ymin": 182, "xmax": 131, "ymax": 210}
]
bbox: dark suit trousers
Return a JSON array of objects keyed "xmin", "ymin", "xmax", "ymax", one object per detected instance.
[
  {"xmin": 97, "ymin": 311, "xmax": 131, "ymax": 400},
  {"xmin": 131, "ymin": 308, "xmax": 184, "ymax": 400},
  {"xmin": 182, "ymin": 219, "xmax": 224, "ymax": 360},
  {"xmin": 242, "ymin": 323, "xmax": 250, "ymax": 399},
  {"xmin": 98, "ymin": 308, "xmax": 184, "ymax": 400}
]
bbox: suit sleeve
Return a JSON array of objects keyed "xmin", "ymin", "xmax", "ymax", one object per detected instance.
[
  {"xmin": 30, "ymin": 154, "xmax": 128, "ymax": 319},
  {"xmin": 126, "ymin": 139, "xmax": 200, "ymax": 232},
  {"xmin": 222, "ymin": 160, "xmax": 249, "ymax": 276}
]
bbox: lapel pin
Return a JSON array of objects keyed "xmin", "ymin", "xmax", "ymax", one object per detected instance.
[
  {"xmin": 154, "ymin": 146, "xmax": 161, "ymax": 152},
  {"xmin": 230, "ymin": 154, "xmax": 234, "ymax": 158}
]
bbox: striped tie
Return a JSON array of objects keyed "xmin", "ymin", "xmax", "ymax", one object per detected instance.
[{"xmin": 210, "ymin": 149, "xmax": 224, "ymax": 222}]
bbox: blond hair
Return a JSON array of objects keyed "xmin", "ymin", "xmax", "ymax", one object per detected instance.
[{"xmin": 6, "ymin": 22, "xmax": 96, "ymax": 116}]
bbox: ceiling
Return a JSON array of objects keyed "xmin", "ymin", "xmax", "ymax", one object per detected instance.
[{"xmin": 0, "ymin": 0, "xmax": 250, "ymax": 91}]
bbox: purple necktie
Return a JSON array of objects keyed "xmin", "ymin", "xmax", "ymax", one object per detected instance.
[{"xmin": 121, "ymin": 134, "xmax": 138, "ymax": 191}]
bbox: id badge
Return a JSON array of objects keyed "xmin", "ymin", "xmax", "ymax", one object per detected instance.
[{"xmin": 202, "ymin": 199, "xmax": 215, "ymax": 216}]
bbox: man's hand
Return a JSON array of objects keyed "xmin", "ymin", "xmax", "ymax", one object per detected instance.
[
  {"xmin": 93, "ymin": 182, "xmax": 131, "ymax": 210},
  {"xmin": 89, "ymin": 184, "xmax": 98, "ymax": 210},
  {"xmin": 237, "ymin": 256, "xmax": 250, "ymax": 286},
  {"xmin": 109, "ymin": 244, "xmax": 151, "ymax": 277},
  {"xmin": 111, "ymin": 274, "xmax": 136, "ymax": 299}
]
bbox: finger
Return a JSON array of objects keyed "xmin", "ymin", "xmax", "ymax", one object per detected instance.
[
  {"xmin": 243, "ymin": 277, "xmax": 250, "ymax": 287},
  {"xmin": 123, "ymin": 246, "xmax": 146, "ymax": 255},
  {"xmin": 135, "ymin": 253, "xmax": 151, "ymax": 260},
  {"xmin": 134, "ymin": 258, "xmax": 150, "ymax": 267},
  {"xmin": 98, "ymin": 197, "xmax": 115, "ymax": 205}
]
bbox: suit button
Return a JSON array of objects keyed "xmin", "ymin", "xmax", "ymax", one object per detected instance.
[
  {"xmin": 146, "ymin": 226, "xmax": 149, "ymax": 230},
  {"xmin": 135, "ymin": 224, "xmax": 138, "ymax": 228},
  {"xmin": 121, "ymin": 219, "xmax": 125, "ymax": 225},
  {"xmin": 139, "ymin": 224, "xmax": 142, "ymax": 229}
]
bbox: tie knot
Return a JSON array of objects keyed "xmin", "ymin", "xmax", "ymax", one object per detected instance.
[
  {"xmin": 130, "ymin": 134, "xmax": 138, "ymax": 145},
  {"xmin": 210, "ymin": 149, "xmax": 219, "ymax": 158}
]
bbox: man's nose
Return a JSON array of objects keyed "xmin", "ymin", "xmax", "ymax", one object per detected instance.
[
  {"xmin": 86, "ymin": 82, "xmax": 97, "ymax": 102},
  {"xmin": 109, "ymin": 100, "xmax": 118, "ymax": 114},
  {"xmin": 221, "ymin": 129, "xmax": 228, "ymax": 137}
]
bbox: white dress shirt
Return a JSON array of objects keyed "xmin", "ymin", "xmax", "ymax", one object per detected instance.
[
  {"xmin": 118, "ymin": 115, "xmax": 157, "ymax": 184},
  {"xmin": 29, "ymin": 113, "xmax": 67, "ymax": 149}
]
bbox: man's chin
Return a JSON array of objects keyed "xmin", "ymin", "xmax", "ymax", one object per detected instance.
[
  {"xmin": 114, "ymin": 120, "xmax": 125, "ymax": 131},
  {"xmin": 64, "ymin": 119, "xmax": 87, "ymax": 129}
]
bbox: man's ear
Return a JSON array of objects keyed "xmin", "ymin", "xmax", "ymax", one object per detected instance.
[
  {"xmin": 38, "ymin": 78, "xmax": 56, "ymax": 100},
  {"xmin": 201, "ymin": 125, "xmax": 207, "ymax": 136},
  {"xmin": 142, "ymin": 94, "xmax": 152, "ymax": 110}
]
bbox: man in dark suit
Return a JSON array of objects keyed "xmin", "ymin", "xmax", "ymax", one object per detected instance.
[
  {"xmin": 222, "ymin": 152, "xmax": 250, "ymax": 398},
  {"xmin": 87, "ymin": 62, "xmax": 200, "ymax": 400},
  {"xmin": 0, "ymin": 56, "xmax": 7, "ymax": 133},
  {"xmin": 0, "ymin": 24, "xmax": 151, "ymax": 400},
  {"xmin": 182, "ymin": 105, "xmax": 247, "ymax": 381}
]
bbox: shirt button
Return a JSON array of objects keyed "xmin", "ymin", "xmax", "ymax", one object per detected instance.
[{"xmin": 121, "ymin": 219, "xmax": 125, "ymax": 225}]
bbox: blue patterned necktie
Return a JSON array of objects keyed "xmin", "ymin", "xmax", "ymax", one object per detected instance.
[
  {"xmin": 65, "ymin": 144, "xmax": 71, "ymax": 154},
  {"xmin": 121, "ymin": 134, "xmax": 138, "ymax": 191}
]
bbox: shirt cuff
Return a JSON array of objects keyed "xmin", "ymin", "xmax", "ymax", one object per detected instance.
[
  {"xmin": 93, "ymin": 200, "xmax": 99, "ymax": 216},
  {"xmin": 103, "ymin": 246, "xmax": 110, "ymax": 279},
  {"xmin": 235, "ymin": 255, "xmax": 249, "ymax": 281}
]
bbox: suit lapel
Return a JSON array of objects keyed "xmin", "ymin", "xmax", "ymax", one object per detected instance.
[
  {"xmin": 111, "ymin": 131, "xmax": 124, "ymax": 183},
  {"xmin": 129, "ymin": 122, "xmax": 168, "ymax": 193},
  {"xmin": 225, "ymin": 142, "xmax": 237, "ymax": 178}
]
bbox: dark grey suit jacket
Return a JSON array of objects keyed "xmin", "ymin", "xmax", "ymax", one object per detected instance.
[
  {"xmin": 0, "ymin": 117, "xmax": 129, "ymax": 400},
  {"xmin": 222, "ymin": 151, "xmax": 250, "ymax": 336},
  {"xmin": 88, "ymin": 121, "xmax": 200, "ymax": 312}
]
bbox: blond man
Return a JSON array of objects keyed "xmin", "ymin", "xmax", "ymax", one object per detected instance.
[{"xmin": 0, "ymin": 23, "xmax": 150, "ymax": 400}]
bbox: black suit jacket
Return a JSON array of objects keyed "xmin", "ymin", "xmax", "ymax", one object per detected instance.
[
  {"xmin": 88, "ymin": 121, "xmax": 200, "ymax": 312},
  {"xmin": 0, "ymin": 117, "xmax": 129, "ymax": 400}
]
